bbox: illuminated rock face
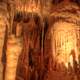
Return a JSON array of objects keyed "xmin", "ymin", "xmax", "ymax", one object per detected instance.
[
  {"xmin": 16, "ymin": 0, "xmax": 41, "ymax": 14},
  {"xmin": 51, "ymin": 21, "xmax": 80, "ymax": 68}
]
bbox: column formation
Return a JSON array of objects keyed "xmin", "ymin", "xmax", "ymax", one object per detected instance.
[
  {"xmin": 5, "ymin": 35, "xmax": 23, "ymax": 80},
  {"xmin": 0, "ymin": 15, "xmax": 6, "ymax": 80}
]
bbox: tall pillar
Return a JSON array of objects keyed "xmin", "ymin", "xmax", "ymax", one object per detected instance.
[{"xmin": 5, "ymin": 35, "xmax": 23, "ymax": 80}]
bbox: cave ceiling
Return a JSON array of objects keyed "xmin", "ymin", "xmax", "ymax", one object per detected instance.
[{"xmin": 1, "ymin": 0, "xmax": 80, "ymax": 17}]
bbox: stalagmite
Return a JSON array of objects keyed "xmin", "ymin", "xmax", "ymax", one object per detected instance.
[{"xmin": 5, "ymin": 35, "xmax": 23, "ymax": 80}]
